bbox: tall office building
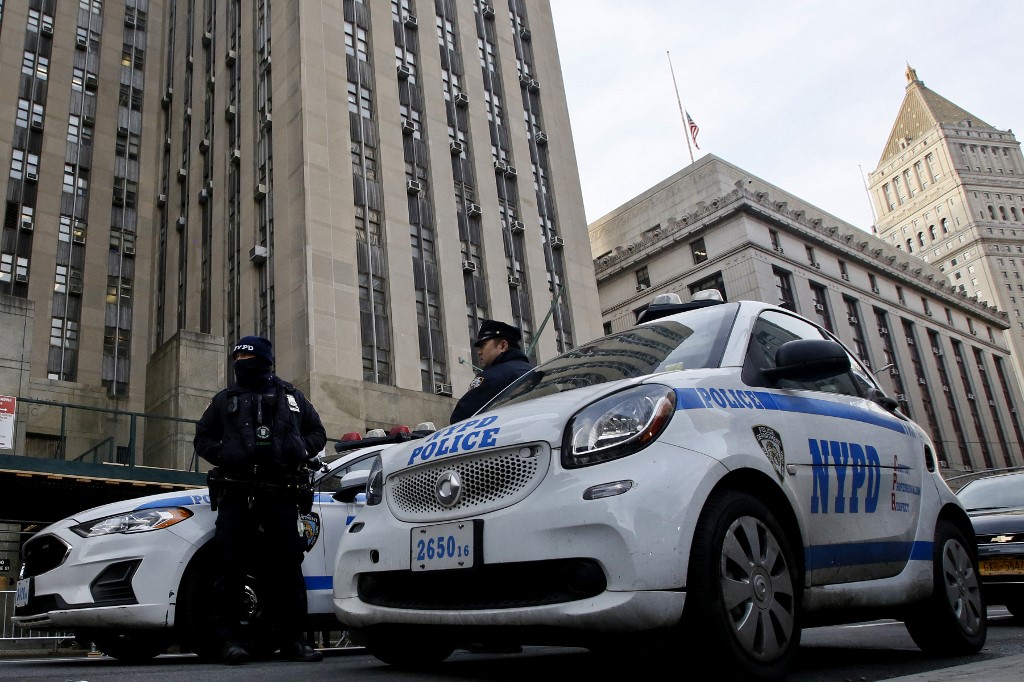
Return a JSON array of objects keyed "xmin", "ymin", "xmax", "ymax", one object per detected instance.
[
  {"xmin": 0, "ymin": 0, "xmax": 600, "ymax": 469},
  {"xmin": 868, "ymin": 65, "xmax": 1024, "ymax": 392}
]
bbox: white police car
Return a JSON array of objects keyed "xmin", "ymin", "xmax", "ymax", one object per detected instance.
[
  {"xmin": 332, "ymin": 293, "xmax": 986, "ymax": 680},
  {"xmin": 12, "ymin": 427, "xmax": 433, "ymax": 662}
]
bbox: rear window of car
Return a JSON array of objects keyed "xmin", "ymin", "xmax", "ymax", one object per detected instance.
[
  {"xmin": 956, "ymin": 473, "xmax": 1024, "ymax": 511},
  {"xmin": 489, "ymin": 302, "xmax": 739, "ymax": 410}
]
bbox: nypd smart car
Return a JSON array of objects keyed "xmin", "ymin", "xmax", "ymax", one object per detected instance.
[
  {"xmin": 12, "ymin": 429, "xmax": 432, "ymax": 662},
  {"xmin": 332, "ymin": 293, "xmax": 986, "ymax": 681}
]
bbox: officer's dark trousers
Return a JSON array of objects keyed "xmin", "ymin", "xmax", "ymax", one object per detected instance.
[{"xmin": 213, "ymin": 487, "xmax": 307, "ymax": 648}]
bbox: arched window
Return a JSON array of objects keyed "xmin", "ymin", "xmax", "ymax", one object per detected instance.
[
  {"xmin": 999, "ymin": 206, "xmax": 1008, "ymax": 220},
  {"xmin": 917, "ymin": 232, "xmax": 925, "ymax": 247},
  {"xmin": 1012, "ymin": 207, "xmax": 1019, "ymax": 222},
  {"xmin": 906, "ymin": 239, "xmax": 914, "ymax": 253},
  {"xmin": 988, "ymin": 205, "xmax": 996, "ymax": 219},
  {"xmin": 941, "ymin": 218, "xmax": 950, "ymax": 233},
  {"xmin": 928, "ymin": 225, "xmax": 937, "ymax": 240}
]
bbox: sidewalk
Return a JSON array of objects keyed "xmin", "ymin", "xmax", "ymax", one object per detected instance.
[{"xmin": 886, "ymin": 654, "xmax": 1024, "ymax": 681}]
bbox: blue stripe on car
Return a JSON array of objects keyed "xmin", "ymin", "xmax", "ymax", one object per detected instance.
[
  {"xmin": 805, "ymin": 540, "xmax": 932, "ymax": 570},
  {"xmin": 674, "ymin": 387, "xmax": 911, "ymax": 435},
  {"xmin": 305, "ymin": 575, "xmax": 332, "ymax": 590}
]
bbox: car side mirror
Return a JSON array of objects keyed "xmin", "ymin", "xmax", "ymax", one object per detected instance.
[
  {"xmin": 762, "ymin": 339, "xmax": 851, "ymax": 384},
  {"xmin": 333, "ymin": 470, "xmax": 370, "ymax": 503}
]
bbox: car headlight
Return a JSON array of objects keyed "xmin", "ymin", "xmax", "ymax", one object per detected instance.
[
  {"xmin": 562, "ymin": 384, "xmax": 676, "ymax": 468},
  {"xmin": 70, "ymin": 507, "xmax": 193, "ymax": 537},
  {"xmin": 366, "ymin": 455, "xmax": 384, "ymax": 506}
]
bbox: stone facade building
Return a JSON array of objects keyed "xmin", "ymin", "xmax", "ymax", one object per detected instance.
[{"xmin": 590, "ymin": 155, "xmax": 1024, "ymax": 474}]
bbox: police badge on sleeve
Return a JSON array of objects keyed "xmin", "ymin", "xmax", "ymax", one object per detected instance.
[
  {"xmin": 468, "ymin": 376, "xmax": 484, "ymax": 389},
  {"xmin": 753, "ymin": 425, "xmax": 786, "ymax": 480}
]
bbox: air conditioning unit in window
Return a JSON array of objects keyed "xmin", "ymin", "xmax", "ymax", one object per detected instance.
[
  {"xmin": 942, "ymin": 385, "xmax": 950, "ymax": 392},
  {"xmin": 494, "ymin": 160, "xmax": 508, "ymax": 174},
  {"xmin": 112, "ymin": 192, "xmax": 124, "ymax": 206},
  {"xmin": 403, "ymin": 13, "xmax": 418, "ymax": 28},
  {"xmin": 508, "ymin": 275, "xmax": 522, "ymax": 287},
  {"xmin": 117, "ymin": 124, "xmax": 130, "ymax": 136},
  {"xmin": 20, "ymin": 218, "xmax": 33, "ymax": 231},
  {"xmin": 989, "ymin": 400, "xmax": 996, "ymax": 406},
  {"xmin": 773, "ymin": 246, "xmax": 784, "ymax": 254},
  {"xmin": 41, "ymin": 23, "xmax": 53, "ymax": 35},
  {"xmin": 481, "ymin": 4, "xmax": 495, "ymax": 20},
  {"xmin": 406, "ymin": 179, "xmax": 423, "ymax": 194},
  {"xmin": 895, "ymin": 393, "xmax": 906, "ymax": 402},
  {"xmin": 811, "ymin": 262, "xmax": 820, "ymax": 269},
  {"xmin": 254, "ymin": 183, "xmax": 268, "ymax": 199},
  {"xmin": 453, "ymin": 93, "xmax": 469, "ymax": 107},
  {"xmin": 202, "ymin": 31, "xmax": 212, "ymax": 46},
  {"xmin": 30, "ymin": 119, "xmax": 43, "ymax": 131},
  {"xmin": 528, "ymin": 79, "xmax": 540, "ymax": 93},
  {"xmin": 926, "ymin": 310, "xmax": 933, "ymax": 317},
  {"xmin": 69, "ymin": 282, "xmax": 83, "ymax": 296},
  {"xmin": 519, "ymin": 27, "xmax": 532, "ymax": 40},
  {"xmin": 85, "ymin": 73, "xmax": 98, "ymax": 90},
  {"xmin": 967, "ymin": 393, "xmax": 975, "ymax": 400},
  {"xmin": 878, "ymin": 327, "xmax": 889, "ymax": 335},
  {"xmin": 249, "ymin": 245, "xmax": 269, "ymax": 264},
  {"xmin": 401, "ymin": 119, "xmax": 415, "ymax": 135},
  {"xmin": 397, "ymin": 64, "xmax": 412, "ymax": 80},
  {"xmin": 124, "ymin": 244, "xmax": 136, "ymax": 256},
  {"xmin": 225, "ymin": 104, "xmax": 236, "ymax": 121},
  {"xmin": 198, "ymin": 188, "xmax": 209, "ymax": 203},
  {"xmin": 841, "ymin": 273, "xmax": 850, "ymax": 281},
  {"xmin": 76, "ymin": 35, "xmax": 88, "ymax": 49},
  {"xmin": 260, "ymin": 112, "xmax": 272, "ymax": 128},
  {"xmin": 467, "ymin": 203, "xmax": 481, "ymax": 217},
  {"xmin": 450, "ymin": 140, "xmax": 465, "ymax": 155},
  {"xmin": 462, "ymin": 260, "xmax": 477, "ymax": 272},
  {"xmin": 848, "ymin": 315, "xmax": 858, "ymax": 324},
  {"xmin": 813, "ymin": 303, "xmax": 824, "ymax": 312},
  {"xmin": 178, "ymin": 168, "xmax": 188, "ymax": 181},
  {"xmin": 890, "ymin": 368, "xmax": 900, "ymax": 376},
  {"xmin": 25, "ymin": 172, "xmax": 38, "ymax": 183},
  {"xmin": 970, "ymin": 329, "xmax": 978, "ymax": 336},
  {"xmin": 509, "ymin": 220, "xmax": 525, "ymax": 233},
  {"xmin": 72, "ymin": 232, "xmax": 86, "ymax": 246},
  {"xmin": 550, "ymin": 236, "xmax": 564, "ymax": 248},
  {"xmin": 519, "ymin": 72, "xmax": 532, "ymax": 86},
  {"xmin": 535, "ymin": 131, "xmax": 548, "ymax": 145},
  {"xmin": 226, "ymin": 49, "xmax": 237, "ymax": 65},
  {"xmin": 434, "ymin": 382, "xmax": 453, "ymax": 396},
  {"xmin": 871, "ymin": 286, "xmax": 880, "ymax": 294},
  {"xmin": 932, "ymin": 347, "xmax": 942, "ymax": 355},
  {"xmin": 918, "ymin": 378, "xmax": 927, "ymax": 385},
  {"xmin": 907, "ymin": 338, "xmax": 915, "ymax": 345},
  {"xmin": 504, "ymin": 165, "xmax": 518, "ymax": 177},
  {"xmin": 636, "ymin": 284, "xmax": 649, "ymax": 292},
  {"xmin": 184, "ymin": 106, "xmax": 193, "ymax": 120},
  {"xmin": 14, "ymin": 273, "xmax": 28, "ymax": 284},
  {"xmin": 199, "ymin": 138, "xmax": 210, "ymax": 152},
  {"xmin": 84, "ymin": 113, "xmax": 96, "ymax": 125},
  {"xmin": 176, "ymin": 216, "xmax": 186, "ymax": 230}
]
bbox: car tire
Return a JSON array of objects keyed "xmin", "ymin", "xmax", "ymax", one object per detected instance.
[
  {"xmin": 355, "ymin": 628, "xmax": 454, "ymax": 668},
  {"xmin": 88, "ymin": 630, "xmax": 170, "ymax": 662},
  {"xmin": 683, "ymin": 489, "xmax": 800, "ymax": 682},
  {"xmin": 903, "ymin": 519, "xmax": 986, "ymax": 656}
]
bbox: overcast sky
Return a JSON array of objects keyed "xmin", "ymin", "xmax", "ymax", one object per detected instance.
[{"xmin": 549, "ymin": 1, "xmax": 1024, "ymax": 232}]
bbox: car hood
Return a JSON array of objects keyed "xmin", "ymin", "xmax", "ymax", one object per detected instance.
[
  {"xmin": 55, "ymin": 487, "xmax": 213, "ymax": 527},
  {"xmin": 386, "ymin": 378, "xmax": 644, "ymax": 472},
  {"xmin": 967, "ymin": 506, "xmax": 1024, "ymax": 535}
]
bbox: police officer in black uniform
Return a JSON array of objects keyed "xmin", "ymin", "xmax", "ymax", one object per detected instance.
[
  {"xmin": 450, "ymin": 320, "xmax": 534, "ymax": 424},
  {"xmin": 194, "ymin": 336, "xmax": 327, "ymax": 665}
]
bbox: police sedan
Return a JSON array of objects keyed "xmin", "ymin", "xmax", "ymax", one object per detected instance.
[
  {"xmin": 12, "ymin": 427, "xmax": 433, "ymax": 662},
  {"xmin": 332, "ymin": 293, "xmax": 986, "ymax": 681}
]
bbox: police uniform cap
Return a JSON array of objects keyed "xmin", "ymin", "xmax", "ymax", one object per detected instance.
[
  {"xmin": 473, "ymin": 320, "xmax": 522, "ymax": 348},
  {"xmin": 232, "ymin": 335, "xmax": 274, "ymax": 363}
]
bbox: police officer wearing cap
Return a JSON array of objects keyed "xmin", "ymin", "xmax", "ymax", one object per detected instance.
[
  {"xmin": 450, "ymin": 320, "xmax": 535, "ymax": 424},
  {"xmin": 194, "ymin": 336, "xmax": 327, "ymax": 665}
]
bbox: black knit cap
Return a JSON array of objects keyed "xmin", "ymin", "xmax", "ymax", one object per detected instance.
[
  {"xmin": 473, "ymin": 320, "xmax": 522, "ymax": 348},
  {"xmin": 232, "ymin": 335, "xmax": 274, "ymax": 364}
]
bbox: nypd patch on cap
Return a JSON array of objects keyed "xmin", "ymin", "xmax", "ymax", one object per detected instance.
[
  {"xmin": 473, "ymin": 320, "xmax": 522, "ymax": 347},
  {"xmin": 232, "ymin": 335, "xmax": 274, "ymax": 363}
]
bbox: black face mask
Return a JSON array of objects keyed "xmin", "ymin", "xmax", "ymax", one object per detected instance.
[{"xmin": 233, "ymin": 357, "xmax": 273, "ymax": 390}]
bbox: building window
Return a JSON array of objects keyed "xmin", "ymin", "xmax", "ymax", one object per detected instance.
[
  {"xmin": 773, "ymin": 267, "xmax": 795, "ymax": 311},
  {"xmin": 690, "ymin": 238, "xmax": 707, "ymax": 264},
  {"xmin": 635, "ymin": 266, "xmax": 650, "ymax": 290}
]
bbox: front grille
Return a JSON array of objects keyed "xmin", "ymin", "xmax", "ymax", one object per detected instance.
[
  {"xmin": 387, "ymin": 445, "xmax": 549, "ymax": 522},
  {"xmin": 90, "ymin": 559, "xmax": 141, "ymax": 605},
  {"xmin": 357, "ymin": 558, "xmax": 606, "ymax": 610},
  {"xmin": 21, "ymin": 534, "xmax": 70, "ymax": 578}
]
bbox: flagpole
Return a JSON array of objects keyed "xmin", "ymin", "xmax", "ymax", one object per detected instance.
[{"xmin": 667, "ymin": 51, "xmax": 694, "ymax": 164}]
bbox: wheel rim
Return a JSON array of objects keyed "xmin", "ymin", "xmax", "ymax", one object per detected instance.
[
  {"xmin": 940, "ymin": 538, "xmax": 984, "ymax": 636},
  {"xmin": 719, "ymin": 514, "xmax": 796, "ymax": 661}
]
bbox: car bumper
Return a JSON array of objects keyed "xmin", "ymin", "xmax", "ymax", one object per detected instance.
[
  {"xmin": 334, "ymin": 443, "xmax": 723, "ymax": 630},
  {"xmin": 13, "ymin": 524, "xmax": 194, "ymax": 631}
]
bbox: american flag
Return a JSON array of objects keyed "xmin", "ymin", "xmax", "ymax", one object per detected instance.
[{"xmin": 685, "ymin": 111, "xmax": 700, "ymax": 150}]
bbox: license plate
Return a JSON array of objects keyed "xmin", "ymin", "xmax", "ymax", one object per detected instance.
[
  {"xmin": 411, "ymin": 521, "xmax": 475, "ymax": 571},
  {"xmin": 15, "ymin": 578, "xmax": 31, "ymax": 608},
  {"xmin": 980, "ymin": 558, "xmax": 1024, "ymax": 576}
]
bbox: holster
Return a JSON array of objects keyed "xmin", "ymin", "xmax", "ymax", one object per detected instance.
[{"xmin": 207, "ymin": 467, "xmax": 226, "ymax": 512}]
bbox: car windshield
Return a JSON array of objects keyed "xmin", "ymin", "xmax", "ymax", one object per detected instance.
[
  {"xmin": 956, "ymin": 473, "xmax": 1024, "ymax": 511},
  {"xmin": 489, "ymin": 302, "xmax": 739, "ymax": 410}
]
